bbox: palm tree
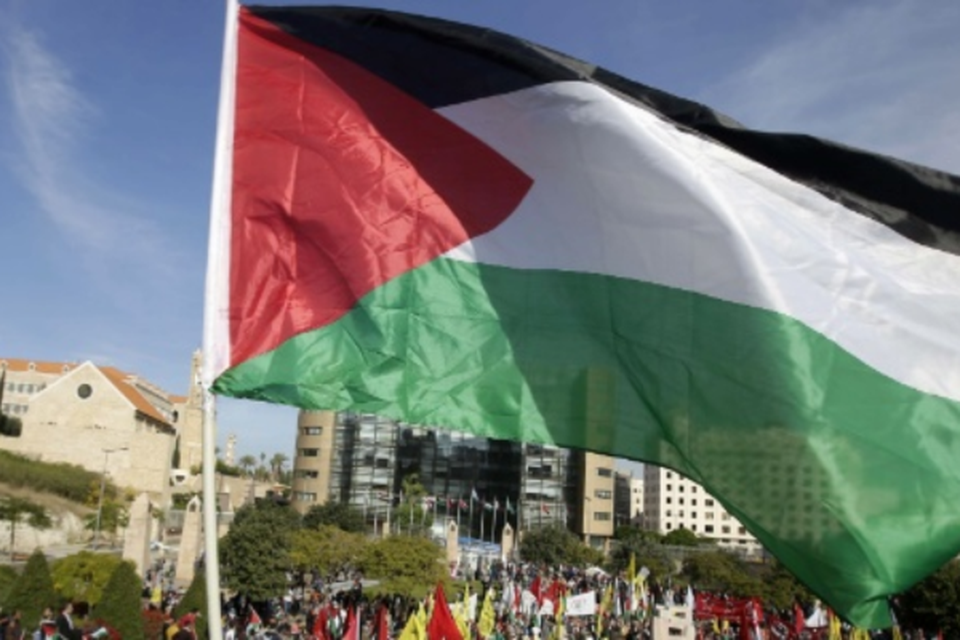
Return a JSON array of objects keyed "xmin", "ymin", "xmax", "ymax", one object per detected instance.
[
  {"xmin": 269, "ymin": 453, "xmax": 289, "ymax": 482},
  {"xmin": 238, "ymin": 455, "xmax": 257, "ymax": 478}
]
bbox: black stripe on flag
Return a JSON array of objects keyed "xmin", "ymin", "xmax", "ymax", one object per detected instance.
[{"xmin": 246, "ymin": 5, "xmax": 960, "ymax": 255}]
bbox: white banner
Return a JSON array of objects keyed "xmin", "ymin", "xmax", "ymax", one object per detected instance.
[{"xmin": 564, "ymin": 591, "xmax": 597, "ymax": 617}]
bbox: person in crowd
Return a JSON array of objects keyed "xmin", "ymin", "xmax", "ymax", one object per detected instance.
[{"xmin": 55, "ymin": 604, "xmax": 81, "ymax": 640}]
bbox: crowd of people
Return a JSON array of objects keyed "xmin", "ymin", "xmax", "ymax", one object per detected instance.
[{"xmin": 0, "ymin": 559, "xmax": 936, "ymax": 640}]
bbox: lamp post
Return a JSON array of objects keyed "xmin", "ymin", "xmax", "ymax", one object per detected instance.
[{"xmin": 94, "ymin": 446, "xmax": 128, "ymax": 549}]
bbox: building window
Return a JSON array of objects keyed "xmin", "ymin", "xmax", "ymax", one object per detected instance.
[
  {"xmin": 691, "ymin": 524, "xmax": 697, "ymax": 532},
  {"xmin": 294, "ymin": 492, "xmax": 317, "ymax": 502},
  {"xmin": 597, "ymin": 467, "xmax": 613, "ymax": 477},
  {"xmin": 738, "ymin": 527, "xmax": 746, "ymax": 535},
  {"xmin": 692, "ymin": 486, "xmax": 698, "ymax": 493},
  {"xmin": 691, "ymin": 499, "xmax": 697, "ymax": 506},
  {"xmin": 666, "ymin": 472, "xmax": 672, "ymax": 478},
  {"xmin": 705, "ymin": 512, "xmax": 714, "ymax": 520},
  {"xmin": 666, "ymin": 523, "xmax": 673, "ymax": 530},
  {"xmin": 705, "ymin": 525, "xmax": 714, "ymax": 533},
  {"xmin": 301, "ymin": 426, "xmax": 323, "ymax": 436},
  {"xmin": 299, "ymin": 448, "xmax": 319, "ymax": 457},
  {"xmin": 77, "ymin": 383, "xmax": 92, "ymax": 399},
  {"xmin": 722, "ymin": 526, "xmax": 731, "ymax": 534},
  {"xmin": 678, "ymin": 498, "xmax": 684, "ymax": 505},
  {"xmin": 593, "ymin": 512, "xmax": 611, "ymax": 521},
  {"xmin": 594, "ymin": 489, "xmax": 612, "ymax": 499},
  {"xmin": 705, "ymin": 499, "xmax": 715, "ymax": 507},
  {"xmin": 691, "ymin": 512, "xmax": 697, "ymax": 519},
  {"xmin": 296, "ymin": 470, "xmax": 319, "ymax": 479}
]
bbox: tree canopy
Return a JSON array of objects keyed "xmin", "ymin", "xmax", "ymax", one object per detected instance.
[
  {"xmin": 518, "ymin": 526, "xmax": 603, "ymax": 567},
  {"xmin": 51, "ymin": 551, "xmax": 123, "ymax": 606},
  {"xmin": 302, "ymin": 502, "xmax": 365, "ymax": 533},
  {"xmin": 896, "ymin": 559, "xmax": 960, "ymax": 638},
  {"xmin": 357, "ymin": 535, "xmax": 446, "ymax": 597},
  {"xmin": 95, "ymin": 561, "xmax": 143, "ymax": 640},
  {"xmin": 5, "ymin": 549, "xmax": 56, "ymax": 629},
  {"xmin": 0, "ymin": 496, "xmax": 52, "ymax": 555},
  {"xmin": 289, "ymin": 525, "xmax": 366, "ymax": 576},
  {"xmin": 220, "ymin": 499, "xmax": 301, "ymax": 600}
]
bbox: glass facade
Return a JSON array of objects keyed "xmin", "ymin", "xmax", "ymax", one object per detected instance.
[{"xmin": 320, "ymin": 411, "xmax": 587, "ymax": 543}]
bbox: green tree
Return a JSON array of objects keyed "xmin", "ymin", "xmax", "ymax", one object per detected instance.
[
  {"xmin": 302, "ymin": 502, "xmax": 366, "ymax": 533},
  {"xmin": 5, "ymin": 549, "xmax": 56, "ymax": 629},
  {"xmin": 519, "ymin": 525, "xmax": 599, "ymax": 567},
  {"xmin": 897, "ymin": 559, "xmax": 960, "ymax": 638},
  {"xmin": 0, "ymin": 565, "xmax": 18, "ymax": 608},
  {"xmin": 358, "ymin": 534, "xmax": 446, "ymax": 597},
  {"xmin": 607, "ymin": 528, "xmax": 673, "ymax": 581},
  {"xmin": 238, "ymin": 455, "xmax": 257, "ymax": 478},
  {"xmin": 52, "ymin": 551, "xmax": 123, "ymax": 606},
  {"xmin": 84, "ymin": 499, "xmax": 130, "ymax": 546},
  {"xmin": 661, "ymin": 527, "xmax": 701, "ymax": 547},
  {"xmin": 758, "ymin": 558, "xmax": 813, "ymax": 611},
  {"xmin": 220, "ymin": 500, "xmax": 300, "ymax": 600},
  {"xmin": 95, "ymin": 561, "xmax": 142, "ymax": 640},
  {"xmin": 0, "ymin": 496, "xmax": 52, "ymax": 556},
  {"xmin": 269, "ymin": 453, "xmax": 289, "ymax": 482},
  {"xmin": 174, "ymin": 570, "xmax": 209, "ymax": 640},
  {"xmin": 289, "ymin": 526, "xmax": 366, "ymax": 576},
  {"xmin": 680, "ymin": 550, "xmax": 763, "ymax": 598},
  {"xmin": 0, "ymin": 415, "xmax": 22, "ymax": 437}
]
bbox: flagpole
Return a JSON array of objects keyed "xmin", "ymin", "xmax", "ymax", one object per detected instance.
[
  {"xmin": 200, "ymin": 2, "xmax": 239, "ymax": 639},
  {"xmin": 469, "ymin": 490, "xmax": 475, "ymax": 539}
]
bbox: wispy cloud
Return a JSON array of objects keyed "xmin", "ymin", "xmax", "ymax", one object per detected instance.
[
  {"xmin": 701, "ymin": 0, "xmax": 960, "ymax": 173},
  {"xmin": 4, "ymin": 25, "xmax": 180, "ymax": 276}
]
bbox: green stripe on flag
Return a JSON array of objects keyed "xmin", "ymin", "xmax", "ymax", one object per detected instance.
[{"xmin": 214, "ymin": 256, "xmax": 960, "ymax": 626}]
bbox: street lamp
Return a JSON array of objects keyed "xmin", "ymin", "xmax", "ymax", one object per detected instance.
[{"xmin": 94, "ymin": 446, "xmax": 128, "ymax": 549}]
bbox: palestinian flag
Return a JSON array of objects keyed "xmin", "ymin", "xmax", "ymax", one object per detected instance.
[{"xmin": 203, "ymin": 5, "xmax": 960, "ymax": 627}]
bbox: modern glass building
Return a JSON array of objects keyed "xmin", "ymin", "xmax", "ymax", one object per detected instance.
[{"xmin": 291, "ymin": 410, "xmax": 615, "ymax": 546}]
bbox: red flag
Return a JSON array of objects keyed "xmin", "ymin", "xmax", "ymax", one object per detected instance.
[
  {"xmin": 541, "ymin": 503, "xmax": 550, "ymax": 514},
  {"xmin": 427, "ymin": 583, "xmax": 463, "ymax": 640},
  {"xmin": 343, "ymin": 607, "xmax": 360, "ymax": 640},
  {"xmin": 530, "ymin": 576, "xmax": 543, "ymax": 607},
  {"xmin": 793, "ymin": 603, "xmax": 805, "ymax": 635},
  {"xmin": 313, "ymin": 605, "xmax": 330, "ymax": 640},
  {"xmin": 248, "ymin": 606, "xmax": 262, "ymax": 627},
  {"xmin": 374, "ymin": 604, "xmax": 389, "ymax": 640}
]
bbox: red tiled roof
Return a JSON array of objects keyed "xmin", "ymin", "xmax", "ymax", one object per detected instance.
[
  {"xmin": 99, "ymin": 366, "xmax": 172, "ymax": 427},
  {"xmin": 1, "ymin": 357, "xmax": 175, "ymax": 429},
  {"xmin": 0, "ymin": 358, "xmax": 77, "ymax": 375}
]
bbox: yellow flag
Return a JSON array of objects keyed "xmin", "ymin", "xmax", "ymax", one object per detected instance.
[
  {"xmin": 551, "ymin": 595, "xmax": 565, "ymax": 640},
  {"xmin": 478, "ymin": 589, "xmax": 496, "ymax": 638},
  {"xmin": 627, "ymin": 553, "xmax": 636, "ymax": 584},
  {"xmin": 828, "ymin": 610, "xmax": 842, "ymax": 640},
  {"xmin": 398, "ymin": 603, "xmax": 427, "ymax": 640},
  {"xmin": 596, "ymin": 583, "xmax": 613, "ymax": 637}
]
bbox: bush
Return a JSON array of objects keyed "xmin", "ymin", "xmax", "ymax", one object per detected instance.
[
  {"xmin": 94, "ymin": 561, "xmax": 143, "ymax": 640},
  {"xmin": 0, "ymin": 564, "xmax": 19, "ymax": 608},
  {"xmin": 5, "ymin": 550, "xmax": 56, "ymax": 629},
  {"xmin": 0, "ymin": 450, "xmax": 114, "ymax": 504},
  {"xmin": 52, "ymin": 551, "xmax": 123, "ymax": 606}
]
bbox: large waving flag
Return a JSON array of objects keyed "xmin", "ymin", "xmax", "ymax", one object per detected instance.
[{"xmin": 204, "ymin": 5, "xmax": 960, "ymax": 628}]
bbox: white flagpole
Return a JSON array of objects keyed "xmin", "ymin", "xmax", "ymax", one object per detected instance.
[{"xmin": 200, "ymin": 1, "xmax": 240, "ymax": 639}]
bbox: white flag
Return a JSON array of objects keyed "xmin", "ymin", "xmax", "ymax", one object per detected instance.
[{"xmin": 564, "ymin": 591, "xmax": 597, "ymax": 617}]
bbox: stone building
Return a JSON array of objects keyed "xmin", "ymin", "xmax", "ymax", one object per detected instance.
[{"xmin": 0, "ymin": 355, "xmax": 200, "ymax": 505}]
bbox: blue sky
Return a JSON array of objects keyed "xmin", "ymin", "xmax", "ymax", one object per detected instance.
[{"xmin": 2, "ymin": 0, "xmax": 958, "ymax": 464}]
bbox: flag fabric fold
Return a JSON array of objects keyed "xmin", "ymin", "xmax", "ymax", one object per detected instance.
[{"xmin": 206, "ymin": 5, "xmax": 960, "ymax": 628}]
